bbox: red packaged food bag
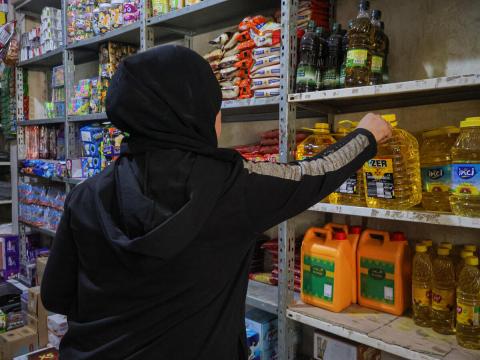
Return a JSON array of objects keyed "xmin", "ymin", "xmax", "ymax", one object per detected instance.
[{"xmin": 237, "ymin": 39, "xmax": 256, "ymax": 52}]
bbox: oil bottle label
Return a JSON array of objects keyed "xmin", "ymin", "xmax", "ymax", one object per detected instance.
[
  {"xmin": 360, "ymin": 257, "xmax": 395, "ymax": 305},
  {"xmin": 457, "ymin": 301, "xmax": 480, "ymax": 326},
  {"xmin": 346, "ymin": 49, "xmax": 368, "ymax": 68},
  {"xmin": 452, "ymin": 164, "xmax": 480, "ymax": 195},
  {"xmin": 432, "ymin": 288, "xmax": 455, "ymax": 311},
  {"xmin": 296, "ymin": 65, "xmax": 317, "ymax": 89},
  {"xmin": 421, "ymin": 165, "xmax": 452, "ymax": 192},
  {"xmin": 323, "ymin": 68, "xmax": 338, "ymax": 89},
  {"xmin": 364, "ymin": 158, "xmax": 395, "ymax": 199},
  {"xmin": 371, "ymin": 55, "xmax": 384, "ymax": 73},
  {"xmin": 339, "ymin": 65, "xmax": 346, "ymax": 87},
  {"xmin": 336, "ymin": 173, "xmax": 358, "ymax": 194},
  {"xmin": 413, "ymin": 287, "xmax": 431, "ymax": 307},
  {"xmin": 303, "ymin": 255, "xmax": 335, "ymax": 302}
]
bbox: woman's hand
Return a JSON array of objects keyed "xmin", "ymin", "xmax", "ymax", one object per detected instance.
[{"xmin": 357, "ymin": 113, "xmax": 393, "ymax": 144}]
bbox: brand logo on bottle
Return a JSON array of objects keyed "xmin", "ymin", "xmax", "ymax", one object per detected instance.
[
  {"xmin": 368, "ymin": 268, "xmax": 385, "ymax": 280},
  {"xmin": 312, "ymin": 265, "xmax": 326, "ymax": 277},
  {"xmin": 458, "ymin": 166, "xmax": 476, "ymax": 179},
  {"xmin": 368, "ymin": 159, "xmax": 389, "ymax": 168},
  {"xmin": 428, "ymin": 168, "xmax": 444, "ymax": 180}
]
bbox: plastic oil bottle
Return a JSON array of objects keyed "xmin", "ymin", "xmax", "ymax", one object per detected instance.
[
  {"xmin": 329, "ymin": 121, "xmax": 366, "ymax": 206},
  {"xmin": 345, "ymin": 0, "xmax": 373, "ymax": 87},
  {"xmin": 363, "ymin": 114, "xmax": 422, "ymax": 210},
  {"xmin": 315, "ymin": 27, "xmax": 328, "ymax": 91},
  {"xmin": 422, "ymin": 239, "xmax": 435, "ymax": 261},
  {"xmin": 420, "ymin": 126, "xmax": 459, "ymax": 212},
  {"xmin": 456, "ymin": 250, "xmax": 475, "ymax": 281},
  {"xmin": 357, "ymin": 229, "xmax": 411, "ymax": 315},
  {"xmin": 431, "ymin": 247, "xmax": 456, "ymax": 335},
  {"xmin": 456, "ymin": 256, "xmax": 480, "ymax": 349},
  {"xmin": 296, "ymin": 21, "xmax": 318, "ymax": 93},
  {"xmin": 323, "ymin": 23, "xmax": 343, "ymax": 90},
  {"xmin": 368, "ymin": 10, "xmax": 387, "ymax": 85},
  {"xmin": 412, "ymin": 244, "xmax": 433, "ymax": 327},
  {"xmin": 301, "ymin": 227, "xmax": 354, "ymax": 312},
  {"xmin": 339, "ymin": 21, "xmax": 352, "ymax": 88},
  {"xmin": 450, "ymin": 117, "xmax": 480, "ymax": 217},
  {"xmin": 296, "ymin": 123, "xmax": 336, "ymax": 160}
]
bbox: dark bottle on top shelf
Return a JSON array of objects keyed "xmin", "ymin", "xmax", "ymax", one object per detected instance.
[
  {"xmin": 338, "ymin": 22, "xmax": 351, "ymax": 88},
  {"xmin": 296, "ymin": 21, "xmax": 318, "ymax": 93},
  {"xmin": 369, "ymin": 10, "xmax": 388, "ymax": 85},
  {"xmin": 381, "ymin": 21, "xmax": 390, "ymax": 83},
  {"xmin": 323, "ymin": 22, "xmax": 343, "ymax": 90},
  {"xmin": 345, "ymin": 0, "xmax": 373, "ymax": 87},
  {"xmin": 315, "ymin": 26, "xmax": 328, "ymax": 90}
]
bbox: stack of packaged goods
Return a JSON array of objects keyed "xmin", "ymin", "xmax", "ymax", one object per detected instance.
[
  {"xmin": 297, "ymin": 0, "xmax": 330, "ymax": 30},
  {"xmin": 20, "ymin": 125, "xmax": 65, "ymax": 161},
  {"xmin": 67, "ymin": 0, "xmax": 141, "ymax": 44},
  {"xmin": 45, "ymin": 66, "xmax": 65, "ymax": 119},
  {"xmin": 0, "ymin": 282, "xmax": 24, "ymax": 333},
  {"xmin": 151, "ymin": 0, "xmax": 201, "ymax": 16},
  {"xmin": 235, "ymin": 129, "xmax": 308, "ymax": 163},
  {"xmin": 21, "ymin": 236, "xmax": 49, "ymax": 287},
  {"xmin": 24, "ymin": 287, "xmax": 50, "ymax": 350},
  {"xmin": 78, "ymin": 124, "xmax": 125, "ymax": 178},
  {"xmin": 20, "ymin": 7, "xmax": 62, "ymax": 62},
  {"xmin": 18, "ymin": 182, "xmax": 65, "ymax": 232},
  {"xmin": 245, "ymin": 309, "xmax": 278, "ymax": 360},
  {"xmin": 0, "ymin": 67, "xmax": 16, "ymax": 136},
  {"xmin": 0, "ymin": 235, "xmax": 20, "ymax": 282},
  {"xmin": 47, "ymin": 314, "xmax": 68, "ymax": 349}
]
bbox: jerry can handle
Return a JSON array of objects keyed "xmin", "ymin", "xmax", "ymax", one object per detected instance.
[
  {"xmin": 304, "ymin": 227, "xmax": 333, "ymax": 242},
  {"xmin": 324, "ymin": 223, "xmax": 349, "ymax": 235},
  {"xmin": 360, "ymin": 229, "xmax": 390, "ymax": 243}
]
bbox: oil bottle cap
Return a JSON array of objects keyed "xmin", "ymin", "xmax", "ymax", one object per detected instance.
[
  {"xmin": 416, "ymin": 245, "xmax": 427, "ymax": 253},
  {"xmin": 391, "ymin": 232, "xmax": 406, "ymax": 241},
  {"xmin": 381, "ymin": 114, "xmax": 398, "ymax": 127},
  {"xmin": 334, "ymin": 232, "xmax": 347, "ymax": 240},
  {"xmin": 465, "ymin": 256, "xmax": 479, "ymax": 266},
  {"xmin": 460, "ymin": 117, "xmax": 480, "ymax": 128},
  {"xmin": 422, "ymin": 126, "xmax": 460, "ymax": 138},
  {"xmin": 422, "ymin": 240, "xmax": 433, "ymax": 247},
  {"xmin": 440, "ymin": 242, "xmax": 453, "ymax": 250},
  {"xmin": 350, "ymin": 226, "xmax": 362, "ymax": 235},
  {"xmin": 461, "ymin": 250, "xmax": 474, "ymax": 259},
  {"xmin": 464, "ymin": 244, "xmax": 477, "ymax": 252},
  {"xmin": 437, "ymin": 247, "xmax": 450, "ymax": 256},
  {"xmin": 303, "ymin": 123, "xmax": 331, "ymax": 133}
]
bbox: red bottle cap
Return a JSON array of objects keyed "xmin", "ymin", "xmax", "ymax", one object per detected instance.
[
  {"xmin": 391, "ymin": 231, "xmax": 406, "ymax": 241},
  {"xmin": 334, "ymin": 232, "xmax": 347, "ymax": 240},
  {"xmin": 350, "ymin": 226, "xmax": 362, "ymax": 235}
]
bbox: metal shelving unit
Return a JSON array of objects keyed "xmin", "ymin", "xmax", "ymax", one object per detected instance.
[{"xmin": 11, "ymin": 0, "xmax": 480, "ymax": 359}]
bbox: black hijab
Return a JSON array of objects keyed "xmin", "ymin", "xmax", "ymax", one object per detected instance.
[{"xmin": 106, "ymin": 44, "xmax": 239, "ymax": 162}]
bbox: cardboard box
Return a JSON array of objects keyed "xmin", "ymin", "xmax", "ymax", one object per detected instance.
[
  {"xmin": 13, "ymin": 346, "xmax": 59, "ymax": 360},
  {"xmin": 313, "ymin": 331, "xmax": 381, "ymax": 360},
  {"xmin": 25, "ymin": 312, "xmax": 48, "ymax": 349},
  {"xmin": 35, "ymin": 258, "xmax": 48, "ymax": 287},
  {"xmin": 245, "ymin": 309, "xmax": 278, "ymax": 359},
  {"xmin": 47, "ymin": 315, "xmax": 67, "ymax": 337},
  {"xmin": 27, "ymin": 288, "xmax": 48, "ymax": 348},
  {"xmin": 0, "ymin": 327, "xmax": 37, "ymax": 360}
]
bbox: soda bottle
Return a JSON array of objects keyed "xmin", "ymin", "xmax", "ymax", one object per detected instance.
[
  {"xmin": 369, "ymin": 10, "xmax": 387, "ymax": 85},
  {"xmin": 431, "ymin": 247, "xmax": 456, "ymax": 335},
  {"xmin": 363, "ymin": 114, "xmax": 422, "ymax": 210},
  {"xmin": 329, "ymin": 120, "xmax": 366, "ymax": 206},
  {"xmin": 296, "ymin": 21, "xmax": 318, "ymax": 93},
  {"xmin": 456, "ymin": 256, "xmax": 480, "ymax": 349},
  {"xmin": 339, "ymin": 21, "xmax": 352, "ymax": 88},
  {"xmin": 450, "ymin": 117, "xmax": 480, "ymax": 217},
  {"xmin": 315, "ymin": 27, "xmax": 328, "ymax": 90},
  {"xmin": 323, "ymin": 23, "xmax": 343, "ymax": 90},
  {"xmin": 456, "ymin": 250, "xmax": 474, "ymax": 281},
  {"xmin": 412, "ymin": 244, "xmax": 433, "ymax": 327},
  {"xmin": 420, "ymin": 126, "xmax": 459, "ymax": 212},
  {"xmin": 345, "ymin": 0, "xmax": 373, "ymax": 87}
]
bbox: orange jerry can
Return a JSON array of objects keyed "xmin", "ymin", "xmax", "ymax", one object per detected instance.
[
  {"xmin": 324, "ymin": 223, "xmax": 362, "ymax": 304},
  {"xmin": 357, "ymin": 229, "xmax": 411, "ymax": 315},
  {"xmin": 301, "ymin": 227, "xmax": 354, "ymax": 312}
]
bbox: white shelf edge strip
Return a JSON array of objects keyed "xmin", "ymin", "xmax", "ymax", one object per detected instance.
[{"xmin": 309, "ymin": 203, "xmax": 480, "ymax": 229}]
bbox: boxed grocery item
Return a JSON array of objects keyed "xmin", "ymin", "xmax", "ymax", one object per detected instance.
[
  {"xmin": 13, "ymin": 346, "xmax": 59, "ymax": 360},
  {"xmin": 0, "ymin": 235, "xmax": 19, "ymax": 280},
  {"xmin": 27, "ymin": 288, "xmax": 48, "ymax": 348},
  {"xmin": 0, "ymin": 326, "xmax": 37, "ymax": 359},
  {"xmin": 0, "ymin": 282, "xmax": 23, "ymax": 332},
  {"xmin": 35, "ymin": 257, "xmax": 48, "ymax": 287},
  {"xmin": 245, "ymin": 309, "xmax": 278, "ymax": 359},
  {"xmin": 246, "ymin": 328, "xmax": 260, "ymax": 360},
  {"xmin": 47, "ymin": 315, "xmax": 67, "ymax": 337},
  {"xmin": 313, "ymin": 331, "xmax": 381, "ymax": 360}
]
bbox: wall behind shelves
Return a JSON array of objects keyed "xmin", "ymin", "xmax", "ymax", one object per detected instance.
[{"xmin": 336, "ymin": 0, "xmax": 480, "ymax": 83}]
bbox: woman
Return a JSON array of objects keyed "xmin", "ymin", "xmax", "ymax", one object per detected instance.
[{"xmin": 41, "ymin": 45, "xmax": 391, "ymax": 359}]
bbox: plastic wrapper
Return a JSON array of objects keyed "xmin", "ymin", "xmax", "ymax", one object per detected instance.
[
  {"xmin": 170, "ymin": 0, "xmax": 184, "ymax": 10},
  {"xmin": 152, "ymin": 0, "xmax": 169, "ymax": 16},
  {"xmin": 251, "ymin": 54, "xmax": 280, "ymax": 73},
  {"xmin": 238, "ymin": 79, "xmax": 252, "ymax": 99},
  {"xmin": 220, "ymin": 67, "xmax": 248, "ymax": 81},
  {"xmin": 239, "ymin": 15, "xmax": 268, "ymax": 33},
  {"xmin": 254, "ymin": 88, "xmax": 280, "ymax": 98},
  {"xmin": 209, "ymin": 32, "xmax": 232, "ymax": 48},
  {"xmin": 123, "ymin": 2, "xmax": 140, "ymax": 24},
  {"xmin": 110, "ymin": 0, "xmax": 124, "ymax": 29},
  {"xmin": 251, "ymin": 64, "xmax": 281, "ymax": 78},
  {"xmin": 219, "ymin": 77, "xmax": 241, "ymax": 88},
  {"xmin": 251, "ymin": 77, "xmax": 280, "ymax": 90},
  {"xmin": 252, "ymin": 46, "xmax": 280, "ymax": 59},
  {"xmin": 203, "ymin": 48, "xmax": 223, "ymax": 62},
  {"xmin": 221, "ymin": 86, "xmax": 239, "ymax": 100},
  {"xmin": 235, "ymin": 31, "xmax": 251, "ymax": 43},
  {"xmin": 98, "ymin": 3, "xmax": 112, "ymax": 34},
  {"xmin": 223, "ymin": 31, "xmax": 239, "ymax": 51},
  {"xmin": 209, "ymin": 59, "xmax": 220, "ymax": 71}
]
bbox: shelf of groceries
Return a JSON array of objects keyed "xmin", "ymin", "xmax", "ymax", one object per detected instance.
[{"xmin": 287, "ymin": 303, "xmax": 480, "ymax": 360}]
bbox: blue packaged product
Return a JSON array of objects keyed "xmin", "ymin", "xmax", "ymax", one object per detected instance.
[
  {"xmin": 246, "ymin": 328, "xmax": 260, "ymax": 360},
  {"xmin": 245, "ymin": 309, "xmax": 278, "ymax": 359},
  {"xmin": 80, "ymin": 125, "xmax": 103, "ymax": 143},
  {"xmin": 83, "ymin": 142, "xmax": 100, "ymax": 157}
]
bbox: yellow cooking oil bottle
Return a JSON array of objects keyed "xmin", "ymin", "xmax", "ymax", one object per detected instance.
[
  {"xmin": 456, "ymin": 256, "xmax": 480, "ymax": 349},
  {"xmin": 412, "ymin": 244, "xmax": 433, "ymax": 327},
  {"xmin": 363, "ymin": 114, "xmax": 422, "ymax": 209},
  {"xmin": 431, "ymin": 247, "xmax": 456, "ymax": 335},
  {"xmin": 456, "ymin": 250, "xmax": 475, "ymax": 281},
  {"xmin": 450, "ymin": 117, "xmax": 480, "ymax": 217},
  {"xmin": 301, "ymin": 227, "xmax": 354, "ymax": 312},
  {"xmin": 357, "ymin": 229, "xmax": 411, "ymax": 315},
  {"xmin": 420, "ymin": 126, "xmax": 459, "ymax": 212},
  {"xmin": 329, "ymin": 121, "xmax": 366, "ymax": 206}
]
